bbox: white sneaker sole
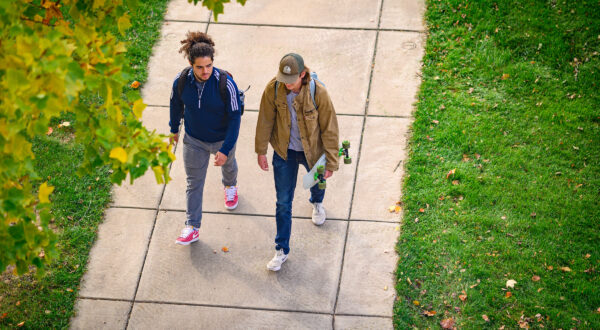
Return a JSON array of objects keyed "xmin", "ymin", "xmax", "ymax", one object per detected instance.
[
  {"xmin": 312, "ymin": 217, "xmax": 326, "ymax": 226},
  {"xmin": 225, "ymin": 200, "xmax": 238, "ymax": 210},
  {"xmin": 267, "ymin": 256, "xmax": 288, "ymax": 271},
  {"xmin": 175, "ymin": 237, "xmax": 199, "ymax": 245}
]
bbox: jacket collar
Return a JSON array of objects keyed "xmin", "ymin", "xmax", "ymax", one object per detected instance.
[{"xmin": 187, "ymin": 67, "xmax": 220, "ymax": 85}]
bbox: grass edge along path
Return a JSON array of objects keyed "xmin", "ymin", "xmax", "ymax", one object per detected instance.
[
  {"xmin": 394, "ymin": 0, "xmax": 599, "ymax": 329},
  {"xmin": 0, "ymin": 1, "xmax": 170, "ymax": 328}
]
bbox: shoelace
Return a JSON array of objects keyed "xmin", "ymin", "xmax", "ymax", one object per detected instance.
[
  {"xmin": 180, "ymin": 227, "xmax": 194, "ymax": 238},
  {"xmin": 225, "ymin": 186, "xmax": 237, "ymax": 201}
]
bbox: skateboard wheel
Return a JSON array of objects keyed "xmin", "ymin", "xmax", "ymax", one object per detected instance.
[
  {"xmin": 316, "ymin": 165, "xmax": 325, "ymax": 174},
  {"xmin": 344, "ymin": 157, "xmax": 352, "ymax": 164},
  {"xmin": 342, "ymin": 140, "xmax": 350, "ymax": 149},
  {"xmin": 318, "ymin": 181, "xmax": 326, "ymax": 189}
]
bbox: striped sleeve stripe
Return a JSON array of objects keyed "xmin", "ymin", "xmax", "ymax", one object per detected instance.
[{"xmin": 226, "ymin": 80, "xmax": 239, "ymax": 111}]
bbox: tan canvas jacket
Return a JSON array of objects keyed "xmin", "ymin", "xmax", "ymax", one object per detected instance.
[{"xmin": 255, "ymin": 77, "xmax": 340, "ymax": 171}]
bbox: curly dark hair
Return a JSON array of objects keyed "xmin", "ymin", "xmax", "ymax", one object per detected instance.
[{"xmin": 179, "ymin": 31, "xmax": 215, "ymax": 63}]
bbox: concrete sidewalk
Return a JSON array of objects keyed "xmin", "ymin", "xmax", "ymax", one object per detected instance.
[{"xmin": 70, "ymin": 0, "xmax": 425, "ymax": 328}]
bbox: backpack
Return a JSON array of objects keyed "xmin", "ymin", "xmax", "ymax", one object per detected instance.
[
  {"xmin": 274, "ymin": 72, "xmax": 325, "ymax": 109},
  {"xmin": 177, "ymin": 66, "xmax": 249, "ymax": 117}
]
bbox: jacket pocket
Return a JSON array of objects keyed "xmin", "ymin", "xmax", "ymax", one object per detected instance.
[{"xmin": 303, "ymin": 108, "xmax": 317, "ymax": 121}]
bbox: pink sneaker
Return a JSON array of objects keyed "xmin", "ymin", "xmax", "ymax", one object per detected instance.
[
  {"xmin": 175, "ymin": 227, "xmax": 199, "ymax": 245},
  {"xmin": 224, "ymin": 186, "xmax": 238, "ymax": 210}
]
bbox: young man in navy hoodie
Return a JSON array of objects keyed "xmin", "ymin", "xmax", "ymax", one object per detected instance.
[{"xmin": 169, "ymin": 31, "xmax": 242, "ymax": 245}]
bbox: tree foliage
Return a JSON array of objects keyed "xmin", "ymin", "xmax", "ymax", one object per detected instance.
[
  {"xmin": 0, "ymin": 0, "xmax": 177, "ymax": 275},
  {"xmin": 188, "ymin": 0, "xmax": 247, "ymax": 21}
]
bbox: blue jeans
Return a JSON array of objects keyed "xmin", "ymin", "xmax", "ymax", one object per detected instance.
[{"xmin": 273, "ymin": 149, "xmax": 325, "ymax": 254}]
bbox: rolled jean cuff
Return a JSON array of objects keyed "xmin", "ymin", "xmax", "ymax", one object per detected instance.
[{"xmin": 185, "ymin": 219, "xmax": 201, "ymax": 228}]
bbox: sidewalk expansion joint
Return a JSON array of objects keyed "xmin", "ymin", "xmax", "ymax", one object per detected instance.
[
  {"xmin": 122, "ymin": 152, "xmax": 176, "ymax": 329},
  {"xmin": 165, "ymin": 19, "xmax": 425, "ymax": 34},
  {"xmin": 157, "ymin": 208, "xmax": 401, "ymax": 223},
  {"xmin": 332, "ymin": 0, "xmax": 387, "ymax": 326},
  {"xmin": 110, "ymin": 205, "xmax": 158, "ymax": 211},
  {"xmin": 78, "ymin": 296, "xmax": 133, "ymax": 303},
  {"xmin": 78, "ymin": 296, "xmax": 393, "ymax": 319},
  {"xmin": 144, "ymin": 105, "xmax": 412, "ymax": 119}
]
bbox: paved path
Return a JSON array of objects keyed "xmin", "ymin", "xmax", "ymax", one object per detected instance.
[{"xmin": 70, "ymin": 0, "xmax": 424, "ymax": 328}]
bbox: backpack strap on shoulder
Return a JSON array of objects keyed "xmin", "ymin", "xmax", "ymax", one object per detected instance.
[
  {"xmin": 177, "ymin": 66, "xmax": 192, "ymax": 117},
  {"xmin": 309, "ymin": 78, "xmax": 317, "ymax": 110},
  {"xmin": 218, "ymin": 68, "xmax": 229, "ymax": 104}
]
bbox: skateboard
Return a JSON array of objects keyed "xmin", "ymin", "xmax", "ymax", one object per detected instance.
[{"xmin": 302, "ymin": 140, "xmax": 351, "ymax": 190}]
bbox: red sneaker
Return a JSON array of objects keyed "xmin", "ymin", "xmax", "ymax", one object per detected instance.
[
  {"xmin": 175, "ymin": 227, "xmax": 199, "ymax": 245},
  {"xmin": 224, "ymin": 186, "xmax": 238, "ymax": 210}
]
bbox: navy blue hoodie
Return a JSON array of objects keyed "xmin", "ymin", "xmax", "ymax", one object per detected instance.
[{"xmin": 169, "ymin": 67, "xmax": 241, "ymax": 156}]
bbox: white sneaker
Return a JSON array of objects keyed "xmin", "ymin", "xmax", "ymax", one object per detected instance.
[
  {"xmin": 175, "ymin": 226, "xmax": 199, "ymax": 245},
  {"xmin": 224, "ymin": 186, "xmax": 238, "ymax": 210},
  {"xmin": 267, "ymin": 249, "xmax": 288, "ymax": 271},
  {"xmin": 311, "ymin": 202, "xmax": 326, "ymax": 226}
]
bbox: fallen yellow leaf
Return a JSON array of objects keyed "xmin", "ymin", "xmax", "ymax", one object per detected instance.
[
  {"xmin": 413, "ymin": 300, "xmax": 420, "ymax": 306},
  {"xmin": 221, "ymin": 246, "xmax": 229, "ymax": 252},
  {"xmin": 501, "ymin": 73, "xmax": 510, "ymax": 80},
  {"xmin": 459, "ymin": 294, "xmax": 467, "ymax": 302},
  {"xmin": 446, "ymin": 168, "xmax": 456, "ymax": 179},
  {"xmin": 505, "ymin": 291, "xmax": 512, "ymax": 298},
  {"xmin": 561, "ymin": 266, "xmax": 572, "ymax": 272},
  {"xmin": 388, "ymin": 205, "xmax": 395, "ymax": 213},
  {"xmin": 38, "ymin": 182, "xmax": 54, "ymax": 204},
  {"xmin": 131, "ymin": 81, "xmax": 140, "ymax": 88},
  {"xmin": 394, "ymin": 205, "xmax": 402, "ymax": 213}
]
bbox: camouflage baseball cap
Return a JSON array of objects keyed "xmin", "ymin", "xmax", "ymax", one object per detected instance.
[{"xmin": 276, "ymin": 53, "xmax": 304, "ymax": 84}]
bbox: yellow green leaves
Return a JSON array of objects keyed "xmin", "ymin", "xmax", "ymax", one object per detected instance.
[
  {"xmin": 152, "ymin": 165, "xmax": 165, "ymax": 184},
  {"xmin": 42, "ymin": 0, "xmax": 63, "ymax": 24},
  {"xmin": 117, "ymin": 14, "xmax": 131, "ymax": 36},
  {"xmin": 109, "ymin": 147, "xmax": 128, "ymax": 163},
  {"xmin": 38, "ymin": 182, "xmax": 54, "ymax": 204},
  {"xmin": 132, "ymin": 98, "xmax": 146, "ymax": 119},
  {"xmin": 0, "ymin": 0, "xmax": 171, "ymax": 274}
]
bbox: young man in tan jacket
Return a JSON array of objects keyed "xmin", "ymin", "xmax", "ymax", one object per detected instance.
[{"xmin": 255, "ymin": 53, "xmax": 339, "ymax": 271}]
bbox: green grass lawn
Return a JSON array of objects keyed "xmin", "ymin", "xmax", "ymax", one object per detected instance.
[
  {"xmin": 394, "ymin": 0, "xmax": 599, "ymax": 328},
  {"xmin": 0, "ymin": 1, "xmax": 169, "ymax": 328}
]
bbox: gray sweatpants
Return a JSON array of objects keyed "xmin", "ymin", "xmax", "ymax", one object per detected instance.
[{"xmin": 182, "ymin": 133, "xmax": 238, "ymax": 228}]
